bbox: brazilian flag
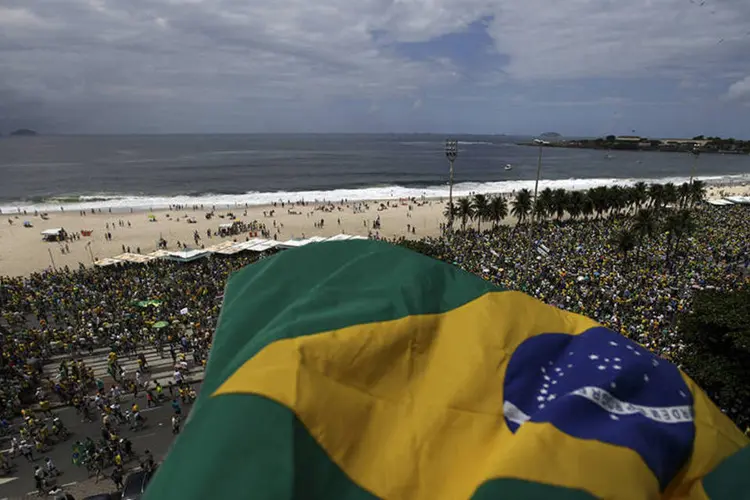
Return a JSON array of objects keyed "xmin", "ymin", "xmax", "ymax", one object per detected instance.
[{"xmin": 145, "ymin": 240, "xmax": 749, "ymax": 499}]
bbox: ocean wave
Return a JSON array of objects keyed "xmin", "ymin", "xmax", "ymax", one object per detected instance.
[
  {"xmin": 203, "ymin": 150, "xmax": 259, "ymax": 156},
  {"xmin": 400, "ymin": 141, "xmax": 496, "ymax": 146},
  {"xmin": 2, "ymin": 173, "xmax": 748, "ymax": 213},
  {"xmin": 3, "ymin": 162, "xmax": 84, "ymax": 168}
]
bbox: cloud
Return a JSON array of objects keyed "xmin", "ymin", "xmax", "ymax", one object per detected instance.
[
  {"xmin": 1, "ymin": 0, "xmax": 750, "ymax": 133},
  {"xmin": 724, "ymin": 75, "xmax": 750, "ymax": 101},
  {"xmin": 485, "ymin": 0, "xmax": 750, "ymax": 80}
]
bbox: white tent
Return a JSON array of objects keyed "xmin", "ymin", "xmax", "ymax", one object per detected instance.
[
  {"xmin": 94, "ymin": 257, "xmax": 123, "ymax": 267},
  {"xmin": 249, "ymin": 240, "xmax": 280, "ymax": 252},
  {"xmin": 238, "ymin": 239, "xmax": 267, "ymax": 251},
  {"xmin": 147, "ymin": 250, "xmax": 171, "ymax": 259},
  {"xmin": 279, "ymin": 234, "xmax": 366, "ymax": 248},
  {"xmin": 725, "ymin": 196, "xmax": 750, "ymax": 205},
  {"xmin": 240, "ymin": 238, "xmax": 267, "ymax": 248},
  {"xmin": 112, "ymin": 253, "xmax": 157, "ymax": 264},
  {"xmin": 164, "ymin": 249, "xmax": 209, "ymax": 263},
  {"xmin": 212, "ymin": 238, "xmax": 270, "ymax": 255},
  {"xmin": 215, "ymin": 243, "xmax": 248, "ymax": 256},
  {"xmin": 204, "ymin": 241, "xmax": 237, "ymax": 253},
  {"xmin": 41, "ymin": 228, "xmax": 64, "ymax": 241},
  {"xmin": 706, "ymin": 199, "xmax": 734, "ymax": 206},
  {"xmin": 227, "ymin": 240, "xmax": 260, "ymax": 252},
  {"xmin": 277, "ymin": 239, "xmax": 307, "ymax": 248}
]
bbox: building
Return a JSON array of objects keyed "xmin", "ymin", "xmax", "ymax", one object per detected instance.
[
  {"xmin": 615, "ymin": 136, "xmax": 642, "ymax": 143},
  {"xmin": 659, "ymin": 139, "xmax": 709, "ymax": 147}
]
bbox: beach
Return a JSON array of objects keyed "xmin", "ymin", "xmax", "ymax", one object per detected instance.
[
  {"xmin": 0, "ymin": 184, "xmax": 746, "ymax": 277},
  {"xmin": 0, "ymin": 197, "xmax": 454, "ymax": 276}
]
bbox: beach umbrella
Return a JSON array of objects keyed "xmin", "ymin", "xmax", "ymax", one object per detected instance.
[
  {"xmin": 152, "ymin": 321, "xmax": 169, "ymax": 329},
  {"xmin": 146, "ymin": 240, "xmax": 749, "ymax": 500}
]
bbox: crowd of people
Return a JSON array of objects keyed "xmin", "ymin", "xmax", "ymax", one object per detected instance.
[
  {"xmin": 415, "ymin": 203, "xmax": 750, "ymax": 426},
  {"xmin": 0, "ymin": 250, "xmax": 275, "ymax": 495},
  {"xmin": 0, "ymin": 251, "xmax": 271, "ymax": 416},
  {"xmin": 1, "ymin": 197, "xmax": 749, "ymax": 477}
]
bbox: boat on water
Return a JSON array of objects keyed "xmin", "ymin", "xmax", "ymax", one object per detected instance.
[
  {"xmin": 504, "ymin": 163, "xmax": 513, "ymax": 171},
  {"xmin": 604, "ymin": 153, "xmax": 615, "ymax": 160}
]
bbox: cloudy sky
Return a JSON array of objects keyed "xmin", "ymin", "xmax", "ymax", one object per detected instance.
[{"xmin": 2, "ymin": 0, "xmax": 750, "ymax": 136}]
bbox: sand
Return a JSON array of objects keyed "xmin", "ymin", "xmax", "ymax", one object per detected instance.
[
  {"xmin": 0, "ymin": 198, "xmax": 456, "ymax": 276},
  {"xmin": 0, "ymin": 185, "xmax": 747, "ymax": 277}
]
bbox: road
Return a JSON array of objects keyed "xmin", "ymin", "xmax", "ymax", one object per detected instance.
[
  {"xmin": 0, "ymin": 383, "xmax": 201, "ymax": 499},
  {"xmin": 43, "ymin": 345, "xmax": 206, "ymax": 389}
]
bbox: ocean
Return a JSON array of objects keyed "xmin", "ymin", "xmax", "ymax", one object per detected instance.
[{"xmin": 1, "ymin": 134, "xmax": 749, "ymax": 212}]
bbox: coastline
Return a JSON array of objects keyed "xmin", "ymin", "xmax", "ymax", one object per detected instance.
[
  {"xmin": 515, "ymin": 142, "xmax": 750, "ymax": 155},
  {"xmin": 1, "ymin": 183, "xmax": 748, "ymax": 277},
  {"xmin": 2, "ymin": 172, "xmax": 749, "ymax": 215}
]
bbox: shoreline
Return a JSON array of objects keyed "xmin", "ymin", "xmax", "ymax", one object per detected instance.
[
  {"xmin": 1, "ymin": 183, "xmax": 748, "ymax": 278},
  {"xmin": 516, "ymin": 142, "xmax": 750, "ymax": 155},
  {"xmin": 2, "ymin": 173, "xmax": 749, "ymax": 215}
]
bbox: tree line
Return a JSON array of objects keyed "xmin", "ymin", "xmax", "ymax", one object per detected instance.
[
  {"xmin": 446, "ymin": 180, "xmax": 706, "ymax": 230},
  {"xmin": 445, "ymin": 180, "xmax": 707, "ymax": 272}
]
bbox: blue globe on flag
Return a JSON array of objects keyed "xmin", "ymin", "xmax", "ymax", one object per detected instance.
[{"xmin": 503, "ymin": 326, "xmax": 695, "ymax": 490}]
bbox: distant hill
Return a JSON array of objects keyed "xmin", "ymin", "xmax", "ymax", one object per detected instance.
[
  {"xmin": 10, "ymin": 128, "xmax": 38, "ymax": 136},
  {"xmin": 540, "ymin": 132, "xmax": 562, "ymax": 138}
]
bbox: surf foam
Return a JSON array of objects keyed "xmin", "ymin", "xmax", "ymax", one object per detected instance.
[{"xmin": 2, "ymin": 174, "xmax": 747, "ymax": 213}]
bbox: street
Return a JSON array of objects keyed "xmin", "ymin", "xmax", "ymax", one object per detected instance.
[
  {"xmin": 0, "ymin": 383, "xmax": 201, "ymax": 499},
  {"xmin": 43, "ymin": 346, "xmax": 206, "ymax": 390}
]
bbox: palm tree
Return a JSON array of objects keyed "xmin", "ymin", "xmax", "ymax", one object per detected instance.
[
  {"xmin": 443, "ymin": 202, "xmax": 459, "ymax": 225},
  {"xmin": 677, "ymin": 182, "xmax": 691, "ymax": 209},
  {"xmin": 581, "ymin": 193, "xmax": 594, "ymax": 220},
  {"xmin": 511, "ymin": 189, "xmax": 532, "ymax": 225},
  {"xmin": 690, "ymin": 179, "xmax": 706, "ymax": 207},
  {"xmin": 551, "ymin": 189, "xmax": 568, "ymax": 220},
  {"xmin": 536, "ymin": 188, "xmax": 554, "ymax": 221},
  {"xmin": 613, "ymin": 229, "xmax": 637, "ymax": 266},
  {"xmin": 648, "ymin": 183, "xmax": 664, "ymax": 211},
  {"xmin": 632, "ymin": 182, "xmax": 648, "ymax": 211},
  {"xmin": 488, "ymin": 195, "xmax": 508, "ymax": 229},
  {"xmin": 662, "ymin": 182, "xmax": 678, "ymax": 209},
  {"xmin": 568, "ymin": 191, "xmax": 585, "ymax": 221},
  {"xmin": 591, "ymin": 186, "xmax": 614, "ymax": 218},
  {"xmin": 457, "ymin": 197, "xmax": 474, "ymax": 231},
  {"xmin": 632, "ymin": 208, "xmax": 657, "ymax": 263},
  {"xmin": 633, "ymin": 208, "xmax": 657, "ymax": 239},
  {"xmin": 472, "ymin": 194, "xmax": 490, "ymax": 232},
  {"xmin": 609, "ymin": 185, "xmax": 625, "ymax": 217}
]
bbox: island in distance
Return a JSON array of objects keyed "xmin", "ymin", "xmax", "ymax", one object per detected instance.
[{"xmin": 9, "ymin": 128, "xmax": 38, "ymax": 136}]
